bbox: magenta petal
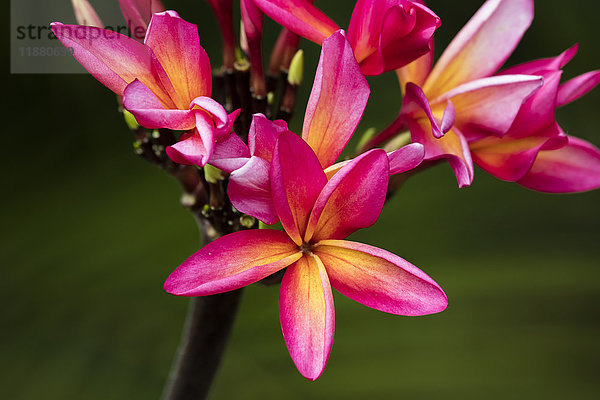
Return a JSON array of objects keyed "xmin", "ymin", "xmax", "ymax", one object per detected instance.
[
  {"xmin": 315, "ymin": 240, "xmax": 448, "ymax": 316},
  {"xmin": 471, "ymin": 123, "xmax": 566, "ymax": 182},
  {"xmin": 118, "ymin": 0, "xmax": 165, "ymax": 38},
  {"xmin": 402, "ymin": 83, "xmax": 455, "ymax": 138},
  {"xmin": 248, "ymin": 114, "xmax": 290, "ymax": 162},
  {"xmin": 165, "ymin": 229, "xmax": 301, "ymax": 296},
  {"xmin": 517, "ymin": 136, "xmax": 600, "ymax": 193},
  {"xmin": 166, "ymin": 130, "xmax": 208, "ymax": 166},
  {"xmin": 410, "ymin": 119, "xmax": 474, "ymax": 188},
  {"xmin": 556, "ymin": 70, "xmax": 600, "ymax": 108},
  {"xmin": 424, "ymin": 0, "xmax": 534, "ymax": 97},
  {"xmin": 189, "ymin": 97, "xmax": 239, "ymax": 141},
  {"xmin": 271, "ymin": 132, "xmax": 327, "ymax": 245},
  {"xmin": 252, "ymin": 0, "xmax": 339, "ymax": 45},
  {"xmin": 209, "ymin": 134, "xmax": 251, "ymax": 173},
  {"xmin": 388, "ymin": 143, "xmax": 426, "ymax": 175},
  {"xmin": 50, "ymin": 23, "xmax": 170, "ymax": 102},
  {"xmin": 145, "ymin": 11, "xmax": 211, "ymax": 107},
  {"xmin": 305, "ymin": 150, "xmax": 389, "ymax": 242},
  {"xmin": 122, "ymin": 79, "xmax": 195, "ymax": 130},
  {"xmin": 280, "ymin": 254, "xmax": 334, "ymax": 381},
  {"xmin": 501, "ymin": 44, "xmax": 578, "ymax": 76},
  {"xmin": 228, "ymin": 156, "xmax": 279, "ymax": 225},
  {"xmin": 302, "ymin": 30, "xmax": 370, "ymax": 168},
  {"xmin": 440, "ymin": 74, "xmax": 543, "ymax": 138},
  {"xmin": 358, "ymin": 2, "xmax": 440, "ymax": 75}
]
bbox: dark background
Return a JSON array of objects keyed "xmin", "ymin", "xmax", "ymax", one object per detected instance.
[{"xmin": 3, "ymin": 1, "xmax": 600, "ymax": 399}]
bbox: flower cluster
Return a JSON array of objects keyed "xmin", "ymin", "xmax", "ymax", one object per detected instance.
[{"xmin": 55, "ymin": 0, "xmax": 599, "ymax": 380}]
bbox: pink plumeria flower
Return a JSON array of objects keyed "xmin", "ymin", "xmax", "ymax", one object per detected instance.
[
  {"xmin": 470, "ymin": 46, "xmax": 600, "ymax": 192},
  {"xmin": 252, "ymin": 0, "xmax": 440, "ymax": 75},
  {"xmin": 165, "ymin": 131, "xmax": 448, "ymax": 380},
  {"xmin": 225, "ymin": 30, "xmax": 425, "ymax": 223},
  {"xmin": 393, "ymin": 0, "xmax": 549, "ymax": 188},
  {"xmin": 52, "ymin": 10, "xmax": 242, "ymax": 166}
]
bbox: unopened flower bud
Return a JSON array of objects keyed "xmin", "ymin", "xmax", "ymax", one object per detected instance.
[
  {"xmin": 287, "ymin": 50, "xmax": 304, "ymax": 86},
  {"xmin": 123, "ymin": 109, "xmax": 139, "ymax": 130}
]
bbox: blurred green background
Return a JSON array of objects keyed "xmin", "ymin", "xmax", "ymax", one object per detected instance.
[{"xmin": 3, "ymin": 0, "xmax": 600, "ymax": 399}]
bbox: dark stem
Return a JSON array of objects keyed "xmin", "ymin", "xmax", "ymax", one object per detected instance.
[{"xmin": 161, "ymin": 289, "xmax": 244, "ymax": 400}]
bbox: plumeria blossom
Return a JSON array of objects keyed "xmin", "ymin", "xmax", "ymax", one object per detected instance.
[
  {"xmin": 393, "ymin": 0, "xmax": 545, "ymax": 188},
  {"xmin": 224, "ymin": 30, "xmax": 425, "ymax": 224},
  {"xmin": 52, "ymin": 10, "xmax": 241, "ymax": 166},
  {"xmin": 165, "ymin": 131, "xmax": 448, "ymax": 380},
  {"xmin": 252, "ymin": 0, "xmax": 441, "ymax": 75},
  {"xmin": 389, "ymin": 0, "xmax": 600, "ymax": 191},
  {"xmin": 469, "ymin": 46, "xmax": 600, "ymax": 192}
]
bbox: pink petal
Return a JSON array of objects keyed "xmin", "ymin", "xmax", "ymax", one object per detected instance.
[
  {"xmin": 502, "ymin": 71, "xmax": 562, "ymax": 140},
  {"xmin": 424, "ymin": 0, "xmax": 534, "ymax": 98},
  {"xmin": 410, "ymin": 119, "xmax": 474, "ymax": 188},
  {"xmin": 439, "ymin": 74, "xmax": 543, "ymax": 138},
  {"xmin": 248, "ymin": 114, "xmax": 290, "ymax": 162},
  {"xmin": 50, "ymin": 23, "xmax": 172, "ymax": 105},
  {"xmin": 517, "ymin": 136, "xmax": 600, "ymax": 193},
  {"xmin": 305, "ymin": 150, "xmax": 389, "ymax": 242},
  {"xmin": 356, "ymin": 1, "xmax": 440, "ymax": 75},
  {"xmin": 315, "ymin": 240, "xmax": 447, "ymax": 316},
  {"xmin": 500, "ymin": 44, "xmax": 578, "ymax": 75},
  {"xmin": 166, "ymin": 129, "xmax": 209, "ymax": 166},
  {"xmin": 280, "ymin": 254, "xmax": 334, "ymax": 381},
  {"xmin": 241, "ymin": 0, "xmax": 266, "ymax": 94},
  {"xmin": 252, "ymin": 0, "xmax": 339, "ymax": 45},
  {"xmin": 164, "ymin": 229, "xmax": 302, "ymax": 296},
  {"xmin": 271, "ymin": 132, "xmax": 327, "ymax": 245},
  {"xmin": 189, "ymin": 97, "xmax": 239, "ymax": 141},
  {"xmin": 402, "ymin": 83, "xmax": 455, "ymax": 139},
  {"xmin": 145, "ymin": 11, "xmax": 212, "ymax": 108},
  {"xmin": 118, "ymin": 0, "xmax": 165, "ymax": 39},
  {"xmin": 557, "ymin": 70, "xmax": 600, "ymax": 108},
  {"xmin": 71, "ymin": 0, "xmax": 103, "ymax": 27},
  {"xmin": 209, "ymin": 134, "xmax": 251, "ymax": 173},
  {"xmin": 122, "ymin": 79, "xmax": 195, "ymax": 130},
  {"xmin": 388, "ymin": 143, "xmax": 426, "ymax": 175},
  {"xmin": 302, "ymin": 30, "xmax": 370, "ymax": 168},
  {"xmin": 470, "ymin": 123, "xmax": 567, "ymax": 182},
  {"xmin": 228, "ymin": 156, "xmax": 278, "ymax": 225}
]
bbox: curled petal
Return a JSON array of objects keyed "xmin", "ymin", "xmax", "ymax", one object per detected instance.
[
  {"xmin": 123, "ymin": 79, "xmax": 195, "ymax": 130},
  {"xmin": 302, "ymin": 30, "xmax": 370, "ymax": 168},
  {"xmin": 397, "ymin": 45, "xmax": 434, "ymax": 94},
  {"xmin": 271, "ymin": 132, "xmax": 327, "ymax": 245},
  {"xmin": 424, "ymin": 0, "xmax": 534, "ymax": 98},
  {"xmin": 410, "ymin": 119, "xmax": 474, "ymax": 188},
  {"xmin": 388, "ymin": 143, "xmax": 425, "ymax": 175},
  {"xmin": 356, "ymin": 1, "xmax": 440, "ymax": 75},
  {"xmin": 145, "ymin": 11, "xmax": 212, "ymax": 107},
  {"xmin": 248, "ymin": 114, "xmax": 290, "ymax": 161},
  {"xmin": 280, "ymin": 254, "xmax": 334, "ymax": 381},
  {"xmin": 164, "ymin": 229, "xmax": 301, "ymax": 296},
  {"xmin": 305, "ymin": 150, "xmax": 389, "ymax": 242},
  {"xmin": 557, "ymin": 70, "xmax": 600, "ymax": 108},
  {"xmin": 252, "ymin": 0, "xmax": 339, "ymax": 45},
  {"xmin": 315, "ymin": 240, "xmax": 448, "ymax": 316},
  {"xmin": 166, "ymin": 130, "xmax": 208, "ymax": 166},
  {"xmin": 190, "ymin": 97, "xmax": 239, "ymax": 141},
  {"xmin": 402, "ymin": 83, "xmax": 455, "ymax": 138},
  {"xmin": 209, "ymin": 134, "xmax": 251, "ymax": 173},
  {"xmin": 228, "ymin": 156, "xmax": 278, "ymax": 225},
  {"xmin": 517, "ymin": 136, "xmax": 600, "ymax": 193}
]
